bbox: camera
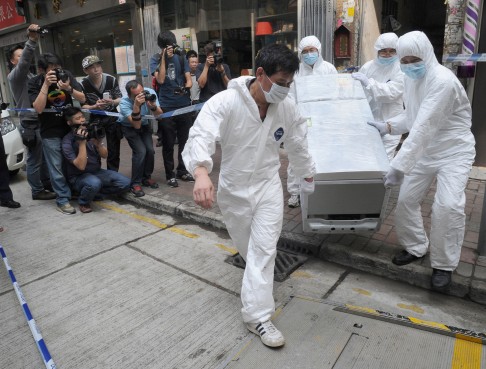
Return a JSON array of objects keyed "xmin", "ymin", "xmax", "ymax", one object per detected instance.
[
  {"xmin": 34, "ymin": 27, "xmax": 48, "ymax": 35},
  {"xmin": 173, "ymin": 86, "xmax": 189, "ymax": 96},
  {"xmin": 166, "ymin": 43, "xmax": 182, "ymax": 55},
  {"xmin": 213, "ymin": 53, "xmax": 223, "ymax": 64},
  {"xmin": 74, "ymin": 121, "xmax": 105, "ymax": 141},
  {"xmin": 53, "ymin": 68, "xmax": 69, "ymax": 83},
  {"xmin": 143, "ymin": 90, "xmax": 157, "ymax": 102}
]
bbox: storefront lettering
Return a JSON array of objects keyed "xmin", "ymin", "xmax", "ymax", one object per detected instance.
[{"xmin": 0, "ymin": 0, "xmax": 25, "ymax": 31}]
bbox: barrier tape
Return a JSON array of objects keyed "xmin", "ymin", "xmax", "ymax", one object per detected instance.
[
  {"xmin": 442, "ymin": 53, "xmax": 486, "ymax": 63},
  {"xmin": 7, "ymin": 102, "xmax": 205, "ymax": 120},
  {"xmin": 0, "ymin": 244, "xmax": 57, "ymax": 369}
]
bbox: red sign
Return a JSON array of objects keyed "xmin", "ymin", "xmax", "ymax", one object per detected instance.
[{"xmin": 0, "ymin": 0, "xmax": 26, "ymax": 31}]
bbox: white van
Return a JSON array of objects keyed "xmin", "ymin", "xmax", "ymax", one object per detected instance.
[{"xmin": 1, "ymin": 108, "xmax": 26, "ymax": 176}]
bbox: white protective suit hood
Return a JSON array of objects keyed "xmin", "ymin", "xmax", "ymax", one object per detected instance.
[
  {"xmin": 397, "ymin": 31, "xmax": 439, "ymax": 70},
  {"xmin": 297, "ymin": 35, "xmax": 337, "ymax": 76},
  {"xmin": 374, "ymin": 32, "xmax": 398, "ymax": 51}
]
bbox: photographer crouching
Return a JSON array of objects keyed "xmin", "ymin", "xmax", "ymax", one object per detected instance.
[{"xmin": 62, "ymin": 107, "xmax": 130, "ymax": 213}]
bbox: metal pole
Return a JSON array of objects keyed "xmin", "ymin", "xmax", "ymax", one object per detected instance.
[{"xmin": 477, "ymin": 188, "xmax": 486, "ymax": 256}]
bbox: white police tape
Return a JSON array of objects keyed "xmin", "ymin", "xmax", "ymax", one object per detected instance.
[
  {"xmin": 442, "ymin": 53, "xmax": 486, "ymax": 63},
  {"xmin": 0, "ymin": 244, "xmax": 57, "ymax": 369},
  {"xmin": 8, "ymin": 102, "xmax": 205, "ymax": 120}
]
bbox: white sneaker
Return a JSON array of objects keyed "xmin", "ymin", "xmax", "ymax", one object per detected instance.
[
  {"xmin": 288, "ymin": 194, "xmax": 300, "ymax": 208},
  {"xmin": 246, "ymin": 320, "xmax": 285, "ymax": 347}
]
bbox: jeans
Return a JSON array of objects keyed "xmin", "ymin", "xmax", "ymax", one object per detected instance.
[
  {"xmin": 25, "ymin": 127, "xmax": 51, "ymax": 196},
  {"xmin": 42, "ymin": 137, "xmax": 71, "ymax": 206},
  {"xmin": 70, "ymin": 169, "xmax": 130, "ymax": 205},
  {"xmin": 121, "ymin": 124, "xmax": 155, "ymax": 185},
  {"xmin": 159, "ymin": 110, "xmax": 193, "ymax": 180}
]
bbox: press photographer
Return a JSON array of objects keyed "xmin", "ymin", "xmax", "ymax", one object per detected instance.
[
  {"xmin": 149, "ymin": 30, "xmax": 195, "ymax": 188},
  {"xmin": 62, "ymin": 107, "xmax": 130, "ymax": 214},
  {"xmin": 196, "ymin": 42, "xmax": 231, "ymax": 103}
]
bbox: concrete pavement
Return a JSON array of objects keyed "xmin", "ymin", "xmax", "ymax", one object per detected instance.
[{"xmin": 117, "ymin": 136, "xmax": 486, "ymax": 305}]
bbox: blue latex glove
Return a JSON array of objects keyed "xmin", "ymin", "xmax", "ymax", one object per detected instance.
[
  {"xmin": 384, "ymin": 168, "xmax": 404, "ymax": 187},
  {"xmin": 352, "ymin": 72, "xmax": 370, "ymax": 87},
  {"xmin": 367, "ymin": 121, "xmax": 388, "ymax": 136}
]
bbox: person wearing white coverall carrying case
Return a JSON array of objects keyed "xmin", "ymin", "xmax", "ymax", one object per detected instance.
[
  {"xmin": 368, "ymin": 31, "xmax": 476, "ymax": 291},
  {"xmin": 287, "ymin": 35, "xmax": 337, "ymax": 209},
  {"xmin": 182, "ymin": 44, "xmax": 316, "ymax": 348},
  {"xmin": 352, "ymin": 32, "xmax": 404, "ymax": 162}
]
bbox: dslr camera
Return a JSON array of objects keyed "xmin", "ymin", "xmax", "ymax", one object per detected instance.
[
  {"xmin": 143, "ymin": 90, "xmax": 157, "ymax": 102},
  {"xmin": 166, "ymin": 43, "xmax": 182, "ymax": 55},
  {"xmin": 173, "ymin": 86, "xmax": 189, "ymax": 96},
  {"xmin": 213, "ymin": 53, "xmax": 224, "ymax": 64},
  {"xmin": 53, "ymin": 68, "xmax": 69, "ymax": 83},
  {"xmin": 73, "ymin": 120, "xmax": 105, "ymax": 141}
]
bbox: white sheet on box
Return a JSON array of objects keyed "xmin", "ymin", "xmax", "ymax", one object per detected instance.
[{"xmin": 295, "ymin": 74, "xmax": 389, "ymax": 180}]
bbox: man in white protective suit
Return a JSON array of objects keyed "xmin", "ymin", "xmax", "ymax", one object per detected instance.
[
  {"xmin": 368, "ymin": 31, "xmax": 475, "ymax": 291},
  {"xmin": 352, "ymin": 33, "xmax": 404, "ymax": 162},
  {"xmin": 182, "ymin": 44, "xmax": 316, "ymax": 347},
  {"xmin": 286, "ymin": 35, "xmax": 337, "ymax": 208}
]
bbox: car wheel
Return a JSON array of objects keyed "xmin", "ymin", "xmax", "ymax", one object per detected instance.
[{"xmin": 9, "ymin": 169, "xmax": 19, "ymax": 177}]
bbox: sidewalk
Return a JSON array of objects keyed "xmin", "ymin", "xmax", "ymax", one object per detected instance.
[{"xmin": 117, "ymin": 137, "xmax": 486, "ymax": 305}]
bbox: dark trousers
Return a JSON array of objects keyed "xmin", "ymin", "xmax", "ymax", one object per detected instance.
[
  {"xmin": 121, "ymin": 124, "xmax": 155, "ymax": 185},
  {"xmin": 159, "ymin": 110, "xmax": 193, "ymax": 180},
  {"xmin": 0, "ymin": 135, "xmax": 14, "ymax": 202},
  {"xmin": 104, "ymin": 122, "xmax": 123, "ymax": 172}
]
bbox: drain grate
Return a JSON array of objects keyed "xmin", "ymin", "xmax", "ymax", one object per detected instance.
[{"xmin": 226, "ymin": 250, "xmax": 307, "ymax": 282}]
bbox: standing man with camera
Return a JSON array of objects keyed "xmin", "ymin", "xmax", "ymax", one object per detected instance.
[
  {"xmin": 150, "ymin": 30, "xmax": 194, "ymax": 188},
  {"xmin": 28, "ymin": 53, "xmax": 85, "ymax": 214},
  {"xmin": 80, "ymin": 55, "xmax": 123, "ymax": 172},
  {"xmin": 62, "ymin": 107, "xmax": 130, "ymax": 213},
  {"xmin": 196, "ymin": 42, "xmax": 231, "ymax": 103},
  {"xmin": 117, "ymin": 80, "xmax": 162, "ymax": 197},
  {"xmin": 7, "ymin": 24, "xmax": 55, "ymax": 201}
]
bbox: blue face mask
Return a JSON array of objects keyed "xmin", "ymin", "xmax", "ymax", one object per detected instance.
[
  {"xmin": 400, "ymin": 61, "xmax": 427, "ymax": 80},
  {"xmin": 377, "ymin": 55, "xmax": 398, "ymax": 65},
  {"xmin": 303, "ymin": 52, "xmax": 319, "ymax": 66}
]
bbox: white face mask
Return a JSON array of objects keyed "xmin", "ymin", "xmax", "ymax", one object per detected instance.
[{"xmin": 259, "ymin": 72, "xmax": 290, "ymax": 103}]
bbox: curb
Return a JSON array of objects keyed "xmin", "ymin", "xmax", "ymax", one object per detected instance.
[{"xmin": 121, "ymin": 193, "xmax": 486, "ymax": 306}]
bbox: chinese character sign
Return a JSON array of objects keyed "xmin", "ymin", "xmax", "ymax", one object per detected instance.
[{"xmin": 0, "ymin": 0, "xmax": 26, "ymax": 31}]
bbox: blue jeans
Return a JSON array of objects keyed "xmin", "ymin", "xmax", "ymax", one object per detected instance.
[
  {"xmin": 42, "ymin": 137, "xmax": 71, "ymax": 206},
  {"xmin": 70, "ymin": 169, "xmax": 130, "ymax": 205},
  {"xmin": 26, "ymin": 128, "xmax": 50, "ymax": 195},
  {"xmin": 121, "ymin": 124, "xmax": 154, "ymax": 185}
]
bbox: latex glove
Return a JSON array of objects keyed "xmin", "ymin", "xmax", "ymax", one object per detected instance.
[
  {"xmin": 300, "ymin": 178, "xmax": 315, "ymax": 194},
  {"xmin": 367, "ymin": 121, "xmax": 388, "ymax": 136},
  {"xmin": 384, "ymin": 168, "xmax": 404, "ymax": 187},
  {"xmin": 352, "ymin": 72, "xmax": 370, "ymax": 87}
]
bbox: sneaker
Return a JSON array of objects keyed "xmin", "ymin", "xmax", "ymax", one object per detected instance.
[
  {"xmin": 167, "ymin": 178, "xmax": 179, "ymax": 188},
  {"xmin": 142, "ymin": 178, "xmax": 159, "ymax": 189},
  {"xmin": 288, "ymin": 194, "xmax": 300, "ymax": 208},
  {"xmin": 246, "ymin": 320, "xmax": 285, "ymax": 348},
  {"xmin": 176, "ymin": 173, "xmax": 195, "ymax": 182},
  {"xmin": 57, "ymin": 203, "xmax": 76, "ymax": 215},
  {"xmin": 79, "ymin": 204, "xmax": 92, "ymax": 213},
  {"xmin": 130, "ymin": 185, "xmax": 145, "ymax": 197},
  {"xmin": 32, "ymin": 190, "xmax": 57, "ymax": 200}
]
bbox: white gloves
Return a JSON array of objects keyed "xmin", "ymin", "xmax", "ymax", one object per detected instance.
[
  {"xmin": 367, "ymin": 121, "xmax": 389, "ymax": 136},
  {"xmin": 384, "ymin": 168, "xmax": 404, "ymax": 187},
  {"xmin": 300, "ymin": 179, "xmax": 315, "ymax": 194},
  {"xmin": 352, "ymin": 72, "xmax": 370, "ymax": 87}
]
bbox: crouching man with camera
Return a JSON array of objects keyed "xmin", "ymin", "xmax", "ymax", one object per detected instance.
[
  {"xmin": 117, "ymin": 80, "xmax": 162, "ymax": 197},
  {"xmin": 62, "ymin": 107, "xmax": 130, "ymax": 213},
  {"xmin": 150, "ymin": 30, "xmax": 194, "ymax": 188}
]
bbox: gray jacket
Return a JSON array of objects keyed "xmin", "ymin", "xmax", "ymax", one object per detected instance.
[{"xmin": 7, "ymin": 39, "xmax": 38, "ymax": 122}]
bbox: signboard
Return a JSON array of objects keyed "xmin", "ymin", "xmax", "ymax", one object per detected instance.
[
  {"xmin": 114, "ymin": 45, "xmax": 135, "ymax": 74},
  {"xmin": 0, "ymin": 0, "xmax": 26, "ymax": 31}
]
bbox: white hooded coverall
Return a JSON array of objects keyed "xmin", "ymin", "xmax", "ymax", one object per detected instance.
[
  {"xmin": 182, "ymin": 76, "xmax": 316, "ymax": 323},
  {"xmin": 359, "ymin": 33, "xmax": 404, "ymax": 162},
  {"xmin": 287, "ymin": 35, "xmax": 337, "ymax": 197},
  {"xmin": 388, "ymin": 31, "xmax": 475, "ymax": 270}
]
